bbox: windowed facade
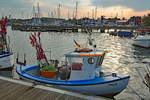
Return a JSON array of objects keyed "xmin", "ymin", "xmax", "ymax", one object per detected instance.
[{"xmin": 71, "ymin": 57, "xmax": 83, "ymax": 64}]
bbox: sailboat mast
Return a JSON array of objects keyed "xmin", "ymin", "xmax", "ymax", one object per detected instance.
[
  {"xmin": 33, "ymin": 6, "xmax": 36, "ymax": 18},
  {"xmin": 87, "ymin": 11, "xmax": 89, "ymax": 18},
  {"xmin": 37, "ymin": 2, "xmax": 41, "ymax": 24},
  {"xmin": 95, "ymin": 6, "xmax": 97, "ymax": 19},
  {"xmin": 92, "ymin": 9, "xmax": 94, "ymax": 19},
  {"xmin": 75, "ymin": 1, "xmax": 78, "ymax": 19},
  {"xmin": 68, "ymin": 9, "xmax": 70, "ymax": 19},
  {"xmin": 57, "ymin": 4, "xmax": 61, "ymax": 19}
]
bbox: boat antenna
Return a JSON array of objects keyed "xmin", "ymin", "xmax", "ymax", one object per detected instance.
[{"xmin": 85, "ymin": 29, "xmax": 97, "ymax": 51}]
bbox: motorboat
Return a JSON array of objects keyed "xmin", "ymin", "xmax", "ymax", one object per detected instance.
[
  {"xmin": 133, "ymin": 29, "xmax": 150, "ymax": 48},
  {"xmin": 133, "ymin": 35, "xmax": 150, "ymax": 48}
]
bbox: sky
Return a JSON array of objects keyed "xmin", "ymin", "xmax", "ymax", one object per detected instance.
[{"xmin": 0, "ymin": 0, "xmax": 150, "ymax": 19}]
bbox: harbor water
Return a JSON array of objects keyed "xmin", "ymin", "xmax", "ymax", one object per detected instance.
[{"xmin": 3, "ymin": 27, "xmax": 150, "ymax": 100}]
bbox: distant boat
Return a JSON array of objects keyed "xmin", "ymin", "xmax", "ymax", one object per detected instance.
[
  {"xmin": 117, "ymin": 31, "xmax": 133, "ymax": 37},
  {"xmin": 133, "ymin": 29, "xmax": 150, "ymax": 48},
  {"xmin": 16, "ymin": 31, "xmax": 130, "ymax": 98},
  {"xmin": 133, "ymin": 36, "xmax": 150, "ymax": 48},
  {"xmin": 0, "ymin": 17, "xmax": 14, "ymax": 71}
]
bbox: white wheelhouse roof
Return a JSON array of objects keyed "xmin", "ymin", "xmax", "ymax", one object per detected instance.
[{"xmin": 64, "ymin": 50, "xmax": 107, "ymax": 57}]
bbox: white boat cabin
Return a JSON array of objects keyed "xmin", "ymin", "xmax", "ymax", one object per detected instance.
[{"xmin": 64, "ymin": 50, "xmax": 107, "ymax": 80}]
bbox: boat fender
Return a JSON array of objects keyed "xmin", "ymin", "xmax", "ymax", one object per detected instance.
[{"xmin": 112, "ymin": 73, "xmax": 117, "ymax": 77}]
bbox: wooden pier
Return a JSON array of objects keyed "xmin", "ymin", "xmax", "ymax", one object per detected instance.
[
  {"xmin": 11, "ymin": 24, "xmax": 148, "ymax": 33},
  {"xmin": 0, "ymin": 76, "xmax": 111, "ymax": 100}
]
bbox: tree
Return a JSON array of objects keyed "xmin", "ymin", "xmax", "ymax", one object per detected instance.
[{"xmin": 143, "ymin": 14, "xmax": 150, "ymax": 27}]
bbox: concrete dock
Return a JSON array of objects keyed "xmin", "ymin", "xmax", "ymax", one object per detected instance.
[{"xmin": 0, "ymin": 76, "xmax": 111, "ymax": 100}]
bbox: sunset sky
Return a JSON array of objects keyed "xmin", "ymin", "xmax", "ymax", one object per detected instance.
[{"xmin": 0, "ymin": 0, "xmax": 150, "ymax": 19}]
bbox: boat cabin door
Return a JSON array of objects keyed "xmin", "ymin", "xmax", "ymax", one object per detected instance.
[{"xmin": 67, "ymin": 56, "xmax": 98, "ymax": 80}]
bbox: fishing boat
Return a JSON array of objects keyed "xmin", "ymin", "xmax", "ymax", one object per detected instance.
[
  {"xmin": 133, "ymin": 29, "xmax": 150, "ymax": 48},
  {"xmin": 0, "ymin": 17, "xmax": 14, "ymax": 71},
  {"xmin": 16, "ymin": 31, "xmax": 130, "ymax": 98}
]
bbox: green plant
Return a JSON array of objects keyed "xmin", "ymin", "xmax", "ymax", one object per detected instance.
[{"xmin": 40, "ymin": 65, "xmax": 56, "ymax": 72}]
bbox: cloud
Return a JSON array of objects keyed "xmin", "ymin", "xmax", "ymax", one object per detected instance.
[
  {"xmin": 90, "ymin": 0, "xmax": 150, "ymax": 11},
  {"xmin": 0, "ymin": 0, "xmax": 33, "ymax": 18},
  {"xmin": 0, "ymin": 0, "xmax": 32, "ymax": 9},
  {"xmin": 0, "ymin": 0, "xmax": 149, "ymax": 18}
]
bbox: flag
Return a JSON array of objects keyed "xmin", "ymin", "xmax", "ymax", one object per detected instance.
[
  {"xmin": 34, "ymin": 32, "xmax": 36, "ymax": 38},
  {"xmin": 38, "ymin": 32, "xmax": 41, "ymax": 38},
  {"xmin": 36, "ymin": 46, "xmax": 46, "ymax": 60},
  {"xmin": 3, "ymin": 16, "xmax": 7, "ymax": 34},
  {"xmin": 29, "ymin": 33, "xmax": 37, "ymax": 47},
  {"xmin": 4, "ymin": 16, "xmax": 7, "ymax": 25},
  {"xmin": 0, "ymin": 17, "xmax": 7, "ymax": 34},
  {"xmin": 0, "ymin": 17, "xmax": 4, "ymax": 33},
  {"xmin": 73, "ymin": 39, "xmax": 81, "ymax": 48},
  {"xmin": 29, "ymin": 35, "xmax": 35, "ymax": 47}
]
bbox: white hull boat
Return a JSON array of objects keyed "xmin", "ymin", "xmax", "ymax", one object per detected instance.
[
  {"xmin": 133, "ymin": 36, "xmax": 150, "ymax": 48},
  {"xmin": 0, "ymin": 52, "xmax": 14, "ymax": 70}
]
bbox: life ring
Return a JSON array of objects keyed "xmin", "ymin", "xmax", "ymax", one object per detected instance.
[{"xmin": 75, "ymin": 48, "xmax": 93, "ymax": 52}]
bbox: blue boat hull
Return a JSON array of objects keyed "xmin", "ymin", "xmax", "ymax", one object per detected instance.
[
  {"xmin": 117, "ymin": 31, "xmax": 133, "ymax": 37},
  {"xmin": 0, "ymin": 52, "xmax": 14, "ymax": 71},
  {"xmin": 16, "ymin": 65, "xmax": 130, "ymax": 97}
]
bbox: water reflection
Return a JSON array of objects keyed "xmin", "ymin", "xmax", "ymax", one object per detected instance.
[
  {"xmin": 2, "ymin": 27, "xmax": 150, "ymax": 100},
  {"xmin": 133, "ymin": 46, "xmax": 150, "ymax": 62}
]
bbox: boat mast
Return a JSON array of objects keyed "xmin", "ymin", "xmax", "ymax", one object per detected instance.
[
  {"xmin": 37, "ymin": 2, "xmax": 41, "ymax": 24},
  {"xmin": 57, "ymin": 4, "xmax": 61, "ymax": 19},
  {"xmin": 92, "ymin": 9, "xmax": 94, "ymax": 19},
  {"xmin": 75, "ymin": 1, "xmax": 78, "ymax": 19},
  {"xmin": 87, "ymin": 11, "xmax": 89, "ymax": 18},
  {"xmin": 95, "ymin": 6, "xmax": 97, "ymax": 19},
  {"xmin": 67, "ymin": 9, "xmax": 70, "ymax": 19},
  {"xmin": 32, "ymin": 6, "xmax": 36, "ymax": 18}
]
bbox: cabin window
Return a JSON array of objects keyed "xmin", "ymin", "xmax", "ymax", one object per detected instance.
[
  {"xmin": 71, "ymin": 58, "xmax": 83, "ymax": 70},
  {"xmin": 96, "ymin": 53, "xmax": 105, "ymax": 67},
  {"xmin": 88, "ymin": 57, "xmax": 95, "ymax": 64}
]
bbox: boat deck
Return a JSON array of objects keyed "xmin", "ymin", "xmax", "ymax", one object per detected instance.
[{"xmin": 0, "ymin": 76, "xmax": 111, "ymax": 100}]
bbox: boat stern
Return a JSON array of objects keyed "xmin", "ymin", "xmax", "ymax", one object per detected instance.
[{"xmin": 0, "ymin": 53, "xmax": 14, "ymax": 71}]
